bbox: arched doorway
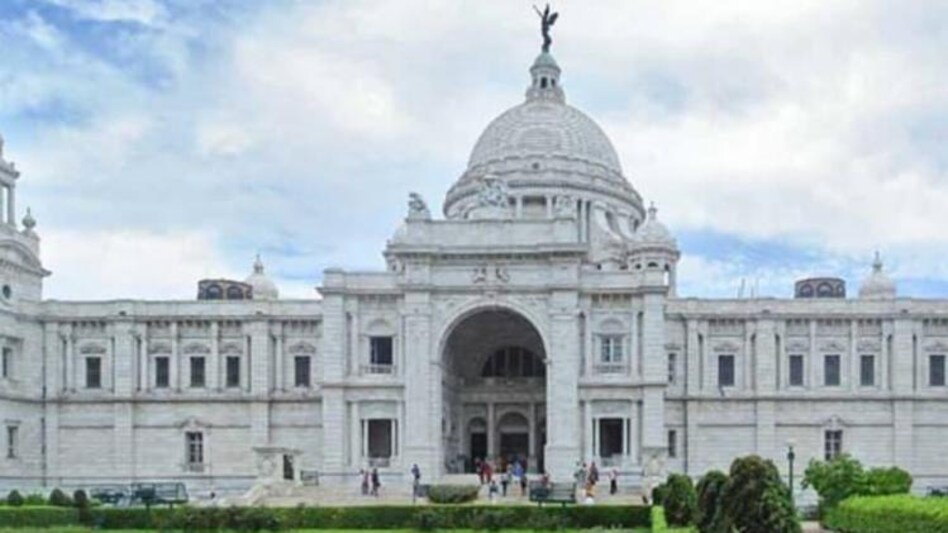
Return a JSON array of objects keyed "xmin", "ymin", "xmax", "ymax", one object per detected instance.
[{"xmin": 441, "ymin": 307, "xmax": 546, "ymax": 474}]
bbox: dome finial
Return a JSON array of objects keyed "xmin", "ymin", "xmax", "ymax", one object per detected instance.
[
  {"xmin": 872, "ymin": 250, "xmax": 883, "ymax": 272},
  {"xmin": 533, "ymin": 4, "xmax": 559, "ymax": 54},
  {"xmin": 21, "ymin": 207, "xmax": 35, "ymax": 231},
  {"xmin": 253, "ymin": 253, "xmax": 264, "ymax": 274},
  {"xmin": 648, "ymin": 201, "xmax": 658, "ymax": 220}
]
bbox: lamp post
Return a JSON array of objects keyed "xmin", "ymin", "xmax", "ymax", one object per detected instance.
[{"xmin": 787, "ymin": 442, "xmax": 796, "ymax": 505}]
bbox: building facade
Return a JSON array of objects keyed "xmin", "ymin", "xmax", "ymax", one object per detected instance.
[{"xmin": 1, "ymin": 43, "xmax": 947, "ymax": 496}]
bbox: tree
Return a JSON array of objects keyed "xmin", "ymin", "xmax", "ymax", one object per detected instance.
[
  {"xmin": 6, "ymin": 490, "xmax": 24, "ymax": 507},
  {"xmin": 803, "ymin": 456, "xmax": 912, "ymax": 514},
  {"xmin": 47, "ymin": 488, "xmax": 72, "ymax": 507},
  {"xmin": 720, "ymin": 455, "xmax": 800, "ymax": 533},
  {"xmin": 696, "ymin": 470, "xmax": 729, "ymax": 533},
  {"xmin": 662, "ymin": 473, "xmax": 698, "ymax": 526}
]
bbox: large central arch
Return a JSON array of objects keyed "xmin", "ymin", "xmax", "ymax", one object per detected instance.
[{"xmin": 439, "ymin": 306, "xmax": 547, "ymax": 474}]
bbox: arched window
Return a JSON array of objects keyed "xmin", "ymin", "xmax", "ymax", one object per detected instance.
[
  {"xmin": 226, "ymin": 285, "xmax": 245, "ymax": 300},
  {"xmin": 817, "ymin": 282, "xmax": 834, "ymax": 298},
  {"xmin": 205, "ymin": 284, "xmax": 222, "ymax": 300},
  {"xmin": 481, "ymin": 347, "xmax": 545, "ymax": 378}
]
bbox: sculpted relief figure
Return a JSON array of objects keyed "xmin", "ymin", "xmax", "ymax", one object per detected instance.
[
  {"xmin": 554, "ymin": 194, "xmax": 575, "ymax": 218},
  {"xmin": 407, "ymin": 192, "xmax": 431, "ymax": 220},
  {"xmin": 477, "ymin": 174, "xmax": 509, "ymax": 208}
]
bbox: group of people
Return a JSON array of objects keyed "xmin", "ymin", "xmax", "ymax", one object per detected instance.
[
  {"xmin": 575, "ymin": 461, "xmax": 620, "ymax": 502},
  {"xmin": 358, "ymin": 467, "xmax": 382, "ymax": 497},
  {"xmin": 475, "ymin": 457, "xmax": 531, "ymax": 501}
]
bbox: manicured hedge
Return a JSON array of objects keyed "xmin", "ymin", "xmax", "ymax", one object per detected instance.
[
  {"xmin": 0, "ymin": 506, "xmax": 79, "ymax": 528},
  {"xmin": 426, "ymin": 484, "xmax": 480, "ymax": 504},
  {"xmin": 823, "ymin": 495, "xmax": 948, "ymax": 533},
  {"xmin": 92, "ymin": 504, "xmax": 650, "ymax": 530}
]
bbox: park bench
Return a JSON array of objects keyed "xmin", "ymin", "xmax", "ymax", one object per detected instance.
[
  {"xmin": 528, "ymin": 481, "xmax": 577, "ymax": 506},
  {"xmin": 89, "ymin": 485, "xmax": 130, "ymax": 505},
  {"xmin": 927, "ymin": 485, "xmax": 948, "ymax": 497}
]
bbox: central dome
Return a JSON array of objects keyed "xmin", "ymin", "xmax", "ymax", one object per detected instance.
[
  {"xmin": 467, "ymin": 97, "xmax": 624, "ymax": 178},
  {"xmin": 444, "ymin": 52, "xmax": 642, "ymax": 220}
]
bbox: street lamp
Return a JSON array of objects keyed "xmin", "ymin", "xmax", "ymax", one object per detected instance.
[{"xmin": 786, "ymin": 441, "xmax": 796, "ymax": 505}]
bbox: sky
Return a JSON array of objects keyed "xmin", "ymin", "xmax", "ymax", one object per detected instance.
[{"xmin": 1, "ymin": 0, "xmax": 947, "ymax": 300}]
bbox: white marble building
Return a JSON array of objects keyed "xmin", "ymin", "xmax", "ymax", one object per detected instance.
[{"xmin": 1, "ymin": 44, "xmax": 947, "ymax": 496}]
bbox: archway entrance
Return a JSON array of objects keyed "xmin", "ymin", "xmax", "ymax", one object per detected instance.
[{"xmin": 441, "ymin": 307, "xmax": 546, "ymax": 474}]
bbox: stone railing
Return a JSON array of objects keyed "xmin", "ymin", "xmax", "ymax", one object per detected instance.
[
  {"xmin": 593, "ymin": 362, "xmax": 628, "ymax": 375},
  {"xmin": 360, "ymin": 364, "xmax": 397, "ymax": 376},
  {"xmin": 367, "ymin": 456, "xmax": 391, "ymax": 468}
]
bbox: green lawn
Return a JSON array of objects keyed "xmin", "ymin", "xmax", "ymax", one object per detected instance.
[{"xmin": 0, "ymin": 530, "xmax": 653, "ymax": 533}]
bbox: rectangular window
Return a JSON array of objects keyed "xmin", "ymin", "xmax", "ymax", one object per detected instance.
[
  {"xmin": 1, "ymin": 347, "xmax": 11, "ymax": 379},
  {"xmin": 190, "ymin": 357, "xmax": 205, "ymax": 388},
  {"xmin": 860, "ymin": 355, "xmax": 875, "ymax": 386},
  {"xmin": 366, "ymin": 419, "xmax": 394, "ymax": 460},
  {"xmin": 667, "ymin": 353, "xmax": 677, "ymax": 384},
  {"xmin": 5, "ymin": 426, "xmax": 16, "ymax": 459},
  {"xmin": 85, "ymin": 357, "xmax": 101, "ymax": 389},
  {"xmin": 789, "ymin": 354, "xmax": 804, "ymax": 386},
  {"xmin": 717, "ymin": 355, "xmax": 735, "ymax": 387},
  {"xmin": 824, "ymin": 355, "xmax": 841, "ymax": 386},
  {"xmin": 667, "ymin": 429, "xmax": 677, "ymax": 458},
  {"xmin": 824, "ymin": 429, "xmax": 843, "ymax": 460},
  {"xmin": 600, "ymin": 336, "xmax": 623, "ymax": 363},
  {"xmin": 597, "ymin": 418, "xmax": 624, "ymax": 458},
  {"xmin": 294, "ymin": 356, "xmax": 311, "ymax": 388},
  {"xmin": 225, "ymin": 356, "xmax": 240, "ymax": 388},
  {"xmin": 369, "ymin": 337, "xmax": 394, "ymax": 366},
  {"xmin": 930, "ymin": 355, "xmax": 946, "ymax": 386},
  {"xmin": 185, "ymin": 431, "xmax": 204, "ymax": 467},
  {"xmin": 155, "ymin": 356, "xmax": 170, "ymax": 388}
]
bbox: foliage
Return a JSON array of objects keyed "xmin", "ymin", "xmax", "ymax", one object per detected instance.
[
  {"xmin": 652, "ymin": 482, "xmax": 669, "ymax": 505},
  {"xmin": 695, "ymin": 469, "xmax": 729, "ymax": 533},
  {"xmin": 823, "ymin": 494, "xmax": 948, "ymax": 533},
  {"xmin": 72, "ymin": 489, "xmax": 92, "ymax": 526},
  {"xmin": 426, "ymin": 484, "xmax": 480, "ymax": 504},
  {"xmin": 803, "ymin": 455, "xmax": 913, "ymax": 513},
  {"xmin": 95, "ymin": 503, "xmax": 651, "ymax": 530},
  {"xmin": 651, "ymin": 506, "xmax": 668, "ymax": 532},
  {"xmin": 5, "ymin": 491, "xmax": 23, "ymax": 507},
  {"xmin": 0, "ymin": 506, "xmax": 79, "ymax": 527},
  {"xmin": 720, "ymin": 455, "xmax": 800, "ymax": 533},
  {"xmin": 662, "ymin": 473, "xmax": 698, "ymax": 526},
  {"xmin": 864, "ymin": 466, "xmax": 913, "ymax": 496},
  {"xmin": 47, "ymin": 488, "xmax": 72, "ymax": 507},
  {"xmin": 22, "ymin": 494, "xmax": 46, "ymax": 506}
]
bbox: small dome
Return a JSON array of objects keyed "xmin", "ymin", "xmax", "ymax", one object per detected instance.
[
  {"xmin": 245, "ymin": 255, "xmax": 279, "ymax": 300},
  {"xmin": 632, "ymin": 203, "xmax": 676, "ymax": 249},
  {"xmin": 859, "ymin": 252, "xmax": 896, "ymax": 300}
]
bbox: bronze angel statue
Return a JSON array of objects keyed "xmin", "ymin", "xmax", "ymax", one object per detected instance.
[{"xmin": 534, "ymin": 4, "xmax": 559, "ymax": 53}]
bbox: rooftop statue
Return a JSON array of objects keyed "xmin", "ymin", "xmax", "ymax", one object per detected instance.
[{"xmin": 533, "ymin": 4, "xmax": 559, "ymax": 53}]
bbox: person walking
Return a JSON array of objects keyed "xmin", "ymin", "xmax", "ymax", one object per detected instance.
[
  {"xmin": 609, "ymin": 468, "xmax": 618, "ymax": 495},
  {"xmin": 500, "ymin": 469, "xmax": 509, "ymax": 497},
  {"xmin": 475, "ymin": 458, "xmax": 484, "ymax": 484},
  {"xmin": 370, "ymin": 467, "xmax": 381, "ymax": 497},
  {"xmin": 360, "ymin": 468, "xmax": 369, "ymax": 496},
  {"xmin": 411, "ymin": 463, "xmax": 421, "ymax": 500}
]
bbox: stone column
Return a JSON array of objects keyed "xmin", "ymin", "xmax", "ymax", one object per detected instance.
[
  {"xmin": 248, "ymin": 320, "xmax": 271, "ymax": 446},
  {"xmin": 583, "ymin": 401, "xmax": 593, "ymax": 461},
  {"xmin": 349, "ymin": 402, "xmax": 361, "ymax": 467},
  {"xmin": 402, "ymin": 291, "xmax": 438, "ymax": 477},
  {"xmin": 7, "ymin": 184, "xmax": 14, "ymax": 226},
  {"xmin": 527, "ymin": 402, "xmax": 536, "ymax": 463},
  {"xmin": 849, "ymin": 320, "xmax": 857, "ymax": 390},
  {"xmin": 640, "ymin": 291, "xmax": 667, "ymax": 453},
  {"xmin": 274, "ymin": 325, "xmax": 284, "ymax": 392},
  {"xmin": 318, "ymin": 286, "xmax": 347, "ymax": 478},
  {"xmin": 136, "ymin": 329, "xmax": 147, "ymax": 392},
  {"xmin": 170, "ymin": 322, "xmax": 180, "ymax": 391},
  {"xmin": 808, "ymin": 320, "xmax": 816, "ymax": 388},
  {"xmin": 755, "ymin": 319, "xmax": 776, "ymax": 393},
  {"xmin": 545, "ymin": 290, "xmax": 581, "ymax": 480},
  {"xmin": 487, "ymin": 402, "xmax": 496, "ymax": 459}
]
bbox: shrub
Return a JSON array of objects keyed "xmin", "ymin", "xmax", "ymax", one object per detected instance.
[
  {"xmin": 23, "ymin": 493, "xmax": 46, "ymax": 506},
  {"xmin": 721, "ymin": 455, "xmax": 800, "ymax": 533},
  {"xmin": 0, "ymin": 506, "xmax": 79, "ymax": 527},
  {"xmin": 803, "ymin": 455, "xmax": 913, "ymax": 514},
  {"xmin": 823, "ymin": 494, "xmax": 948, "ymax": 533},
  {"xmin": 652, "ymin": 481, "xmax": 669, "ymax": 505},
  {"xmin": 803, "ymin": 454, "xmax": 866, "ymax": 511},
  {"xmin": 414, "ymin": 509, "xmax": 440, "ymax": 531},
  {"xmin": 471, "ymin": 509, "xmax": 505, "ymax": 531},
  {"xmin": 696, "ymin": 470, "xmax": 729, "ymax": 533},
  {"xmin": 864, "ymin": 466, "xmax": 913, "ymax": 496},
  {"xmin": 73, "ymin": 489, "xmax": 92, "ymax": 526},
  {"xmin": 5, "ymin": 490, "xmax": 23, "ymax": 507},
  {"xmin": 48, "ymin": 488, "xmax": 72, "ymax": 507},
  {"xmin": 426, "ymin": 484, "xmax": 480, "ymax": 504},
  {"xmin": 662, "ymin": 473, "xmax": 698, "ymax": 526}
]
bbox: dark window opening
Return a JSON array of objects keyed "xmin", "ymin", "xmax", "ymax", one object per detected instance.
[
  {"xmin": 155, "ymin": 356, "xmax": 170, "ymax": 388},
  {"xmin": 860, "ymin": 355, "xmax": 875, "ymax": 386},
  {"xmin": 824, "ymin": 429, "xmax": 843, "ymax": 460},
  {"xmin": 481, "ymin": 346, "xmax": 545, "ymax": 378},
  {"xmin": 789, "ymin": 354, "xmax": 804, "ymax": 386},
  {"xmin": 226, "ymin": 356, "xmax": 240, "ymax": 388},
  {"xmin": 718, "ymin": 355, "xmax": 735, "ymax": 387},
  {"xmin": 598, "ymin": 418, "xmax": 624, "ymax": 458},
  {"xmin": 86, "ymin": 357, "xmax": 102, "ymax": 389},
  {"xmin": 931, "ymin": 355, "xmax": 946, "ymax": 386},
  {"xmin": 824, "ymin": 355, "xmax": 841, "ymax": 386},
  {"xmin": 190, "ymin": 357, "xmax": 206, "ymax": 388},
  {"xmin": 369, "ymin": 336, "xmax": 394, "ymax": 366},
  {"xmin": 294, "ymin": 356, "xmax": 311, "ymax": 388}
]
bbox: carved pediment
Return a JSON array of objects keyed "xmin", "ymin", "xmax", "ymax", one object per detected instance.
[
  {"xmin": 177, "ymin": 416, "xmax": 210, "ymax": 430},
  {"xmin": 857, "ymin": 340, "xmax": 881, "ymax": 353},
  {"xmin": 219, "ymin": 342, "xmax": 243, "ymax": 355},
  {"xmin": 823, "ymin": 415, "xmax": 846, "ymax": 430},
  {"xmin": 785, "ymin": 340, "xmax": 809, "ymax": 353},
  {"xmin": 820, "ymin": 340, "xmax": 847, "ymax": 353},
  {"xmin": 288, "ymin": 341, "xmax": 316, "ymax": 354},
  {"xmin": 182, "ymin": 342, "xmax": 210, "ymax": 355},
  {"xmin": 148, "ymin": 341, "xmax": 171, "ymax": 355},
  {"xmin": 79, "ymin": 343, "xmax": 106, "ymax": 355},
  {"xmin": 713, "ymin": 340, "xmax": 741, "ymax": 353},
  {"xmin": 925, "ymin": 341, "xmax": 948, "ymax": 353}
]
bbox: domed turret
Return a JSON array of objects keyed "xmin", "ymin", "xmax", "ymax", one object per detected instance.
[
  {"xmin": 245, "ymin": 255, "xmax": 279, "ymax": 300},
  {"xmin": 859, "ymin": 252, "xmax": 896, "ymax": 300},
  {"xmin": 632, "ymin": 203, "xmax": 677, "ymax": 250}
]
